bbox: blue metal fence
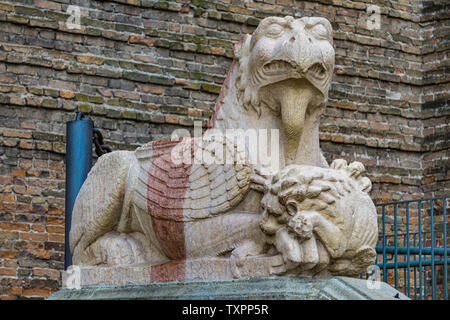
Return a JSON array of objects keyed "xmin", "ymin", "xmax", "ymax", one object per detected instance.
[{"xmin": 361, "ymin": 196, "xmax": 449, "ymax": 300}]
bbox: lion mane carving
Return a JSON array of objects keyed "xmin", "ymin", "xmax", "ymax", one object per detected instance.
[{"xmin": 260, "ymin": 160, "xmax": 377, "ymax": 276}]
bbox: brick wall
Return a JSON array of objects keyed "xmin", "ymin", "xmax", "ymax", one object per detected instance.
[{"xmin": 0, "ymin": 0, "xmax": 448, "ymax": 299}]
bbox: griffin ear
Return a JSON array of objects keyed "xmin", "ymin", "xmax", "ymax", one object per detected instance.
[
  {"xmin": 235, "ymin": 33, "xmax": 262, "ymax": 117},
  {"xmin": 234, "ymin": 33, "xmax": 252, "ymax": 59}
]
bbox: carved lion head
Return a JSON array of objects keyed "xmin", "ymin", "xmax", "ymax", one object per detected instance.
[
  {"xmin": 259, "ymin": 161, "xmax": 377, "ymax": 276},
  {"xmin": 259, "ymin": 164, "xmax": 345, "ymax": 243}
]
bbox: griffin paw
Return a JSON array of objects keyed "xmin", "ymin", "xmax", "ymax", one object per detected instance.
[
  {"xmin": 230, "ymin": 241, "xmax": 263, "ymax": 278},
  {"xmin": 100, "ymin": 232, "xmax": 146, "ymax": 266}
]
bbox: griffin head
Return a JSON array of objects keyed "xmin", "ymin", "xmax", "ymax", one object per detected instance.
[{"xmin": 235, "ymin": 16, "xmax": 335, "ymax": 164}]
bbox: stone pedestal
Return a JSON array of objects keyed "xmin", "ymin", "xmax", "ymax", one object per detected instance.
[{"xmin": 48, "ymin": 276, "xmax": 409, "ymax": 300}]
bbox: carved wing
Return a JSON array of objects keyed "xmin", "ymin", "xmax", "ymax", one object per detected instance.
[{"xmin": 135, "ymin": 135, "xmax": 251, "ymax": 222}]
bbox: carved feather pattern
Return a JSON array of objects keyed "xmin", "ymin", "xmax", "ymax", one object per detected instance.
[{"xmin": 135, "ymin": 135, "xmax": 251, "ymax": 222}]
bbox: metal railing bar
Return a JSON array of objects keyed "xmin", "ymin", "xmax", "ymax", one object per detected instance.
[
  {"xmin": 406, "ymin": 203, "xmax": 410, "ymax": 297},
  {"xmin": 382, "ymin": 205, "xmax": 387, "ymax": 283},
  {"xmin": 381, "ymin": 230, "xmax": 433, "ymax": 238},
  {"xmin": 375, "ymin": 246, "xmax": 450, "ymax": 256},
  {"xmin": 443, "ymin": 199, "xmax": 448, "ymax": 300},
  {"xmin": 423, "ymin": 232, "xmax": 427, "ymax": 299},
  {"xmin": 413, "ymin": 232, "xmax": 417, "ymax": 300},
  {"xmin": 376, "ymin": 258, "xmax": 448, "ymax": 269},
  {"xmin": 419, "ymin": 200, "xmax": 423, "ymax": 300},
  {"xmin": 404, "ymin": 231, "xmax": 407, "ymax": 296},
  {"xmin": 376, "ymin": 196, "xmax": 448, "ymax": 207},
  {"xmin": 363, "ymin": 196, "xmax": 449, "ymax": 300},
  {"xmin": 431, "ymin": 200, "xmax": 436, "ymax": 300},
  {"xmin": 403, "ymin": 232, "xmax": 407, "ymax": 296},
  {"xmin": 394, "ymin": 203, "xmax": 398, "ymax": 290}
]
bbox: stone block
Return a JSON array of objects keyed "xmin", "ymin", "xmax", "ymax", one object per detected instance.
[{"xmin": 48, "ymin": 276, "xmax": 409, "ymax": 300}]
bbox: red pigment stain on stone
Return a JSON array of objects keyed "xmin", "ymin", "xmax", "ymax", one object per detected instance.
[
  {"xmin": 149, "ymin": 260, "xmax": 186, "ymax": 283},
  {"xmin": 146, "ymin": 138, "xmax": 197, "ymax": 281}
]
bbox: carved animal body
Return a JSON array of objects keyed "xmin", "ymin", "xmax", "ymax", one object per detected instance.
[
  {"xmin": 69, "ymin": 16, "xmax": 375, "ymax": 280},
  {"xmin": 70, "ymin": 137, "xmax": 265, "ymax": 280}
]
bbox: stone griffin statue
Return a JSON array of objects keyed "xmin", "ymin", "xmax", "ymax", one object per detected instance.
[{"xmin": 69, "ymin": 16, "xmax": 377, "ymax": 282}]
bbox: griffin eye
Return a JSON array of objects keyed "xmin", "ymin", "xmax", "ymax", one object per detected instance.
[
  {"xmin": 266, "ymin": 24, "xmax": 284, "ymax": 38},
  {"xmin": 310, "ymin": 23, "xmax": 329, "ymax": 40}
]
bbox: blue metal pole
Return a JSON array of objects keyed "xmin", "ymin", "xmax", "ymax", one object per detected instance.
[{"xmin": 65, "ymin": 112, "xmax": 93, "ymax": 269}]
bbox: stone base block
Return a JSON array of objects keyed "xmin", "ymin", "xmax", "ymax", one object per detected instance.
[
  {"xmin": 59, "ymin": 256, "xmax": 284, "ymax": 287},
  {"xmin": 48, "ymin": 276, "xmax": 409, "ymax": 300}
]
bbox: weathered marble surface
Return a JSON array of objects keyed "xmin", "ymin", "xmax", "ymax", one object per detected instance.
[
  {"xmin": 49, "ymin": 276, "xmax": 409, "ymax": 300},
  {"xmin": 67, "ymin": 15, "xmax": 378, "ymax": 283}
]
